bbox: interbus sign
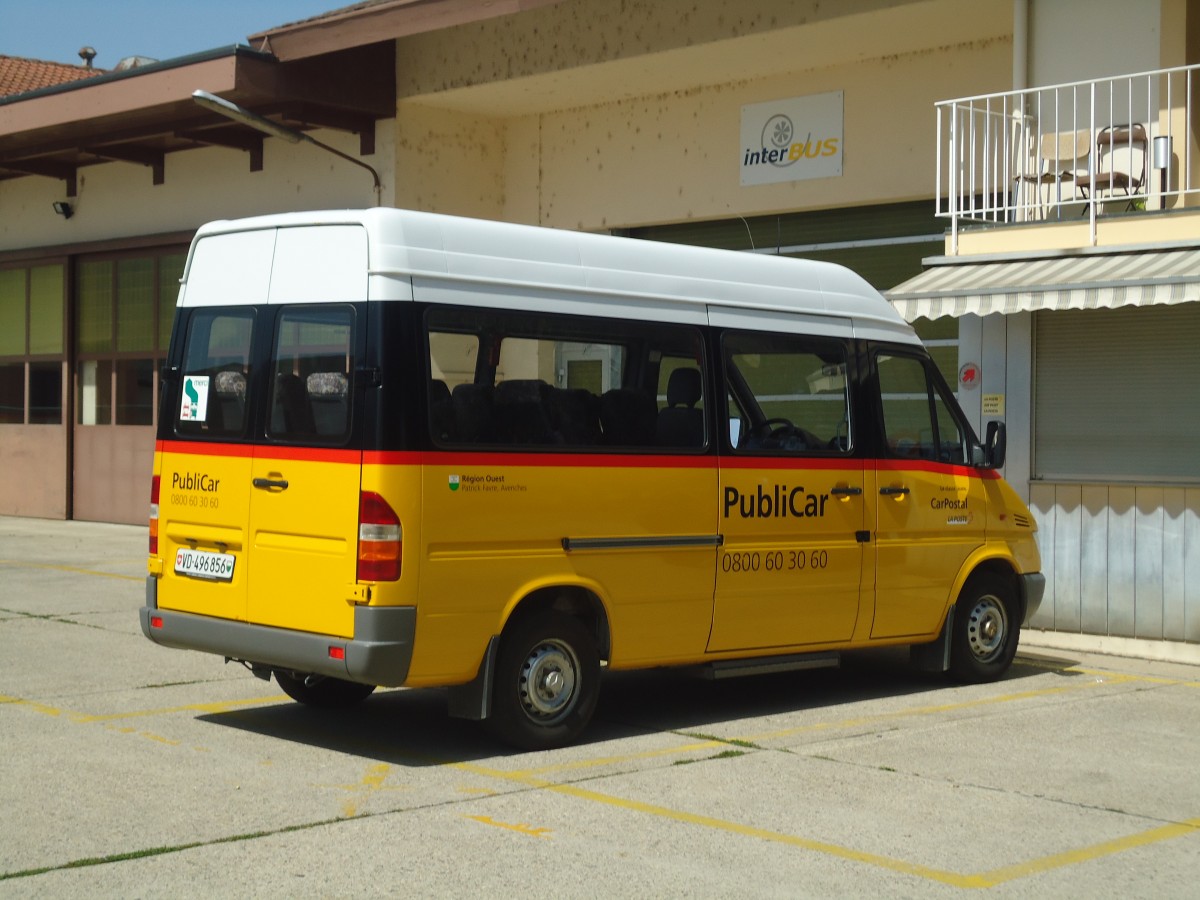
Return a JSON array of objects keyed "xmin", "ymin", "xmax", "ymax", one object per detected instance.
[{"xmin": 740, "ymin": 91, "xmax": 843, "ymax": 186}]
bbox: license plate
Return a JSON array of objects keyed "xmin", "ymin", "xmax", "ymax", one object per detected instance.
[{"xmin": 174, "ymin": 548, "xmax": 235, "ymax": 582}]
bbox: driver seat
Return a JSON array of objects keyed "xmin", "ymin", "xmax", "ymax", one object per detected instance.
[{"xmin": 656, "ymin": 367, "xmax": 704, "ymax": 448}]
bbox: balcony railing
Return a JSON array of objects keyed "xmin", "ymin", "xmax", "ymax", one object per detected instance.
[{"xmin": 937, "ymin": 63, "xmax": 1198, "ymax": 250}]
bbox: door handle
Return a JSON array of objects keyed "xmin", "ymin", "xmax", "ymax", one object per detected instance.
[
  {"xmin": 252, "ymin": 477, "xmax": 289, "ymax": 491},
  {"xmin": 831, "ymin": 486, "xmax": 863, "ymax": 497},
  {"xmin": 879, "ymin": 486, "xmax": 910, "ymax": 496}
]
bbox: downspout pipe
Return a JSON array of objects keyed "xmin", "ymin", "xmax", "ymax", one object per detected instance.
[{"xmin": 1013, "ymin": 0, "xmax": 1029, "ymax": 91}]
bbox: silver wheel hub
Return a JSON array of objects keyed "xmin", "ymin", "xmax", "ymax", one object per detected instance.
[
  {"xmin": 518, "ymin": 640, "xmax": 578, "ymax": 722},
  {"xmin": 967, "ymin": 595, "xmax": 1009, "ymax": 662}
]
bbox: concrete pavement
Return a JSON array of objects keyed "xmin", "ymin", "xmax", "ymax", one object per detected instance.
[{"xmin": 2, "ymin": 514, "xmax": 1198, "ymax": 897}]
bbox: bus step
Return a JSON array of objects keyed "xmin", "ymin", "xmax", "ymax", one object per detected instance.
[{"xmin": 698, "ymin": 651, "xmax": 840, "ymax": 680}]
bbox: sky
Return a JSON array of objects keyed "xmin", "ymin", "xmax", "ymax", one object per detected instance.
[{"xmin": 0, "ymin": 1, "xmax": 346, "ymax": 68}]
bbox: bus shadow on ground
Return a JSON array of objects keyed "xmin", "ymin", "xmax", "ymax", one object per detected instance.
[
  {"xmin": 196, "ymin": 648, "xmax": 1068, "ymax": 766},
  {"xmin": 592, "ymin": 647, "xmax": 1064, "ymax": 739}
]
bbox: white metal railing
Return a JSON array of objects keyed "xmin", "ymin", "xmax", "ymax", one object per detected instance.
[{"xmin": 937, "ymin": 64, "xmax": 1198, "ymax": 250}]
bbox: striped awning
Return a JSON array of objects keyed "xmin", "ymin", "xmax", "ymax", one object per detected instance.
[{"xmin": 885, "ymin": 247, "xmax": 1200, "ymax": 321}]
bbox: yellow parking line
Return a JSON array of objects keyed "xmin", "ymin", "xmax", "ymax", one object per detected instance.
[
  {"xmin": 74, "ymin": 697, "xmax": 286, "ymax": 722},
  {"xmin": 1021, "ymin": 658, "xmax": 1200, "ymax": 689},
  {"xmin": 1, "ymin": 693, "xmax": 282, "ymax": 723},
  {"xmin": 0, "ymin": 694, "xmax": 64, "ymax": 716},
  {"xmin": 460, "ymin": 759, "xmax": 1200, "ymax": 889},
  {"xmin": 466, "ymin": 815, "xmax": 552, "ymax": 838},
  {"xmin": 458, "ymin": 761, "xmax": 986, "ymax": 887},
  {"xmin": 979, "ymin": 818, "xmax": 1200, "ymax": 887},
  {"xmin": 0, "ymin": 560, "xmax": 142, "ymax": 582},
  {"xmin": 469, "ymin": 671, "xmax": 1197, "ymax": 888},
  {"xmin": 516, "ymin": 740, "xmax": 727, "ymax": 776}
]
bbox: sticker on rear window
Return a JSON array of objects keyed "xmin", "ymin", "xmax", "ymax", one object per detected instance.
[{"xmin": 180, "ymin": 375, "xmax": 210, "ymax": 422}]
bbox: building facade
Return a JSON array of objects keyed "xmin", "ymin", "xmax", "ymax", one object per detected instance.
[{"xmin": 1, "ymin": 0, "xmax": 1196, "ymax": 656}]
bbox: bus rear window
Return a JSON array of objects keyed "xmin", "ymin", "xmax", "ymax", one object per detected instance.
[{"xmin": 175, "ymin": 309, "xmax": 254, "ymax": 438}]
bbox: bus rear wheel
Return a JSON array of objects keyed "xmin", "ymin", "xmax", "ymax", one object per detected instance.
[
  {"xmin": 488, "ymin": 612, "xmax": 600, "ymax": 750},
  {"xmin": 274, "ymin": 671, "xmax": 376, "ymax": 708},
  {"xmin": 949, "ymin": 573, "xmax": 1020, "ymax": 683}
]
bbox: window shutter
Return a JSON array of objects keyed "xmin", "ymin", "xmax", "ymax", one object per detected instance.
[{"xmin": 1034, "ymin": 304, "xmax": 1200, "ymax": 480}]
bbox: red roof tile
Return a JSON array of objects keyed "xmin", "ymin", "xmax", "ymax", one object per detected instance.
[{"xmin": 0, "ymin": 55, "xmax": 106, "ymax": 98}]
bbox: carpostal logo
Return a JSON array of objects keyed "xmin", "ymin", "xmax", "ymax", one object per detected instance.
[{"xmin": 744, "ymin": 114, "xmax": 840, "ymax": 170}]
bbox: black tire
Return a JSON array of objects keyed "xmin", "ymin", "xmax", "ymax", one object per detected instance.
[
  {"xmin": 949, "ymin": 573, "xmax": 1020, "ymax": 683},
  {"xmin": 274, "ymin": 671, "xmax": 376, "ymax": 708},
  {"xmin": 487, "ymin": 612, "xmax": 600, "ymax": 751}
]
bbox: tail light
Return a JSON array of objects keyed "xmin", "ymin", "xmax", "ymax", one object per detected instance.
[
  {"xmin": 357, "ymin": 491, "xmax": 401, "ymax": 581},
  {"xmin": 149, "ymin": 475, "xmax": 160, "ymax": 555}
]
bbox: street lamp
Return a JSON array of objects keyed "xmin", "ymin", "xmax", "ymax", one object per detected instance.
[{"xmin": 192, "ymin": 89, "xmax": 381, "ymax": 206}]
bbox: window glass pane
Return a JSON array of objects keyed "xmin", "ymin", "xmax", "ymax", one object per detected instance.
[
  {"xmin": 78, "ymin": 261, "xmax": 113, "ymax": 354},
  {"xmin": 28, "ymin": 265, "xmax": 64, "ymax": 355},
  {"xmin": 0, "ymin": 363, "xmax": 23, "ymax": 423},
  {"xmin": 158, "ymin": 253, "xmax": 185, "ymax": 351},
  {"xmin": 425, "ymin": 305, "xmax": 701, "ymax": 449},
  {"xmin": 933, "ymin": 390, "xmax": 968, "ymax": 464},
  {"xmin": 878, "ymin": 353, "xmax": 935, "ymax": 460},
  {"xmin": 0, "ymin": 270, "xmax": 24, "ymax": 356},
  {"xmin": 78, "ymin": 359, "xmax": 112, "ymax": 425},
  {"xmin": 28, "ymin": 361, "xmax": 63, "ymax": 424},
  {"xmin": 115, "ymin": 358, "xmax": 155, "ymax": 425},
  {"xmin": 725, "ymin": 332, "xmax": 850, "ymax": 453},
  {"xmin": 117, "ymin": 258, "xmax": 155, "ymax": 353},
  {"xmin": 177, "ymin": 309, "xmax": 254, "ymax": 438},
  {"xmin": 269, "ymin": 306, "xmax": 354, "ymax": 443},
  {"xmin": 429, "ymin": 331, "xmax": 478, "ymax": 390}
]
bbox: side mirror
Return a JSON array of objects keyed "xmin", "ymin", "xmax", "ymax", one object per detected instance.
[{"xmin": 984, "ymin": 421, "xmax": 1007, "ymax": 469}]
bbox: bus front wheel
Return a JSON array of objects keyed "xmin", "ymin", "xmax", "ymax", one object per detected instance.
[
  {"xmin": 275, "ymin": 671, "xmax": 376, "ymax": 708},
  {"xmin": 949, "ymin": 573, "xmax": 1020, "ymax": 683},
  {"xmin": 488, "ymin": 612, "xmax": 600, "ymax": 750}
]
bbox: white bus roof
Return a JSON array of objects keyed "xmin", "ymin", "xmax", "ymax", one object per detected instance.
[{"xmin": 184, "ymin": 208, "xmax": 919, "ymax": 345}]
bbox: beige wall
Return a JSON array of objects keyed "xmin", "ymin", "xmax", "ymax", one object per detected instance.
[
  {"xmin": 0, "ymin": 123, "xmax": 394, "ymax": 254},
  {"xmin": 0, "ymin": 426, "xmax": 68, "ymax": 518},
  {"xmin": 393, "ymin": 0, "xmax": 1012, "ymax": 229}
]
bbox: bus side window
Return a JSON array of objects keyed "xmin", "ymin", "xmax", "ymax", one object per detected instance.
[
  {"xmin": 876, "ymin": 351, "xmax": 970, "ymax": 463},
  {"xmin": 425, "ymin": 306, "xmax": 704, "ymax": 452},
  {"xmin": 724, "ymin": 331, "xmax": 851, "ymax": 455}
]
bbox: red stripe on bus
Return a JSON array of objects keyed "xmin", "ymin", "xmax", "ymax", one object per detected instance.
[
  {"xmin": 156, "ymin": 440, "xmax": 362, "ymax": 465},
  {"xmin": 876, "ymin": 458, "xmax": 1000, "ymax": 479},
  {"xmin": 156, "ymin": 440, "xmax": 1000, "ymax": 479},
  {"xmin": 362, "ymin": 450, "xmax": 716, "ymax": 468}
]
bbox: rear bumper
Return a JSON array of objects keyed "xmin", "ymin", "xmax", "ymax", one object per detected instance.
[
  {"xmin": 141, "ymin": 576, "xmax": 415, "ymax": 686},
  {"xmin": 1021, "ymin": 572, "xmax": 1046, "ymax": 625}
]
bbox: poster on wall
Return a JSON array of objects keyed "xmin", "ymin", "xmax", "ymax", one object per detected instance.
[{"xmin": 740, "ymin": 91, "xmax": 843, "ymax": 186}]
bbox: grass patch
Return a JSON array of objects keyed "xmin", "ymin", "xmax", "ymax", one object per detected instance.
[
  {"xmin": 0, "ymin": 818, "xmax": 343, "ymax": 882},
  {"xmin": 673, "ymin": 749, "xmax": 747, "ymax": 766},
  {"xmin": 679, "ymin": 731, "xmax": 761, "ymax": 750}
]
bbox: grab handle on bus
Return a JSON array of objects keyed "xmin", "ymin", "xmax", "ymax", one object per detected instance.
[
  {"xmin": 879, "ymin": 486, "xmax": 910, "ymax": 497},
  {"xmin": 252, "ymin": 477, "xmax": 289, "ymax": 491}
]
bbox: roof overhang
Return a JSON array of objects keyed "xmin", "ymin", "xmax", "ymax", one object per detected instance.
[
  {"xmin": 249, "ymin": 0, "xmax": 566, "ymax": 61},
  {"xmin": 0, "ymin": 44, "xmax": 394, "ymax": 196},
  {"xmin": 885, "ymin": 246, "xmax": 1200, "ymax": 321}
]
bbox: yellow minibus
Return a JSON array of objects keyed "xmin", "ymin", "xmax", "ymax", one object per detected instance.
[{"xmin": 141, "ymin": 208, "xmax": 1043, "ymax": 749}]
